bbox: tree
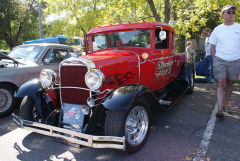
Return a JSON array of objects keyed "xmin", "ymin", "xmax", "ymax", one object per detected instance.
[
  {"xmin": 173, "ymin": 0, "xmax": 240, "ymax": 49},
  {"xmin": 43, "ymin": 0, "xmax": 155, "ymax": 37},
  {"xmin": 164, "ymin": 0, "xmax": 170, "ymax": 23},
  {"xmin": 147, "ymin": 0, "xmax": 161, "ymax": 21},
  {"xmin": 0, "ymin": 0, "xmax": 39, "ymax": 49},
  {"xmin": 10, "ymin": 0, "xmax": 238, "ymax": 51}
]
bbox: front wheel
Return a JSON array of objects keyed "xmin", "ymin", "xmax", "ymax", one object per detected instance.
[
  {"xmin": 20, "ymin": 96, "xmax": 41, "ymax": 122},
  {"xmin": 0, "ymin": 84, "xmax": 18, "ymax": 117},
  {"xmin": 104, "ymin": 98, "xmax": 151, "ymax": 153}
]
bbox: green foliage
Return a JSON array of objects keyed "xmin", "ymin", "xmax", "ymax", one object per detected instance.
[
  {"xmin": 43, "ymin": 0, "xmax": 163, "ymax": 36},
  {"xmin": 0, "ymin": 40, "xmax": 9, "ymax": 50},
  {"xmin": 175, "ymin": 34, "xmax": 185, "ymax": 53},
  {"xmin": 173, "ymin": 0, "xmax": 240, "ymax": 39},
  {"xmin": 171, "ymin": 0, "xmax": 240, "ymax": 50},
  {"xmin": 0, "ymin": 0, "xmax": 39, "ymax": 49},
  {"xmin": 2, "ymin": 0, "xmax": 240, "ymax": 50},
  {"xmin": 234, "ymin": 79, "xmax": 240, "ymax": 84}
]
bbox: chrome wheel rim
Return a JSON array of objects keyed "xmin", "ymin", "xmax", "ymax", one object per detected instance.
[
  {"xmin": 32, "ymin": 105, "xmax": 41, "ymax": 122},
  {"xmin": 125, "ymin": 106, "xmax": 148, "ymax": 146},
  {"xmin": 0, "ymin": 89, "xmax": 12, "ymax": 112}
]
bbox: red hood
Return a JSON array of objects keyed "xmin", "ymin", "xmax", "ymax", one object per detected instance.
[{"xmin": 82, "ymin": 50, "xmax": 139, "ymax": 70}]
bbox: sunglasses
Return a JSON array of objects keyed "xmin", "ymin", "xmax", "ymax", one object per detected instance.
[{"xmin": 224, "ymin": 10, "xmax": 236, "ymax": 14}]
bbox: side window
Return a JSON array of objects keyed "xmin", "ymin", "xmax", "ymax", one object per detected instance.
[
  {"xmin": 155, "ymin": 29, "xmax": 169, "ymax": 49},
  {"xmin": 43, "ymin": 49, "xmax": 69, "ymax": 63}
]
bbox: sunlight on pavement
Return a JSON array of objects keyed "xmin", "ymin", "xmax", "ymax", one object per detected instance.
[
  {"xmin": 0, "ymin": 128, "xmax": 31, "ymax": 160},
  {"xmin": 232, "ymin": 91, "xmax": 240, "ymax": 95},
  {"xmin": 50, "ymin": 151, "xmax": 76, "ymax": 161}
]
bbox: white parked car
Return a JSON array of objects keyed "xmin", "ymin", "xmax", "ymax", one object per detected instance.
[
  {"xmin": 0, "ymin": 43, "xmax": 74, "ymax": 117},
  {"xmin": 0, "ymin": 50, "xmax": 10, "ymax": 55}
]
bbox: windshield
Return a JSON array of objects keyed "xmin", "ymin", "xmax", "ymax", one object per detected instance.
[
  {"xmin": 92, "ymin": 30, "xmax": 150, "ymax": 51},
  {"xmin": 8, "ymin": 46, "xmax": 44, "ymax": 62}
]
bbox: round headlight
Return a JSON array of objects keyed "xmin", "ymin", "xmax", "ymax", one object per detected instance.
[
  {"xmin": 85, "ymin": 70, "xmax": 104, "ymax": 90},
  {"xmin": 39, "ymin": 69, "xmax": 57, "ymax": 88}
]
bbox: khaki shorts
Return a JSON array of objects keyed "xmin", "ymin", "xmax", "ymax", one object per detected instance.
[{"xmin": 213, "ymin": 57, "xmax": 240, "ymax": 80}]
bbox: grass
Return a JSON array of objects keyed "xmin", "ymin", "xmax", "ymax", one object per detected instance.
[
  {"xmin": 195, "ymin": 75, "xmax": 205, "ymax": 79},
  {"xmin": 235, "ymin": 79, "xmax": 240, "ymax": 84}
]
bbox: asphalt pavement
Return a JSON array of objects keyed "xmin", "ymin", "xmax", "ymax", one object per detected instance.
[{"xmin": 0, "ymin": 84, "xmax": 239, "ymax": 161}]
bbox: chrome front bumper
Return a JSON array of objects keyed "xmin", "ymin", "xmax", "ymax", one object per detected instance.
[{"xmin": 12, "ymin": 114, "xmax": 125, "ymax": 150}]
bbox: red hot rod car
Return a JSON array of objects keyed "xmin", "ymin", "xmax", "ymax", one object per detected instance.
[{"xmin": 13, "ymin": 22, "xmax": 194, "ymax": 153}]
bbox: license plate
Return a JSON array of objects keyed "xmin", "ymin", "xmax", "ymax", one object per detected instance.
[{"xmin": 61, "ymin": 103, "xmax": 84, "ymax": 131}]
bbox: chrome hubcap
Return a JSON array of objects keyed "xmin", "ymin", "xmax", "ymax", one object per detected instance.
[
  {"xmin": 32, "ymin": 105, "xmax": 41, "ymax": 122},
  {"xmin": 125, "ymin": 106, "xmax": 148, "ymax": 146},
  {"xmin": 0, "ymin": 89, "xmax": 12, "ymax": 112}
]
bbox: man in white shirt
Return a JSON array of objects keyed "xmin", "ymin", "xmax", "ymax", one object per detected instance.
[
  {"xmin": 202, "ymin": 28, "xmax": 214, "ymax": 83},
  {"xmin": 209, "ymin": 5, "xmax": 240, "ymax": 119}
]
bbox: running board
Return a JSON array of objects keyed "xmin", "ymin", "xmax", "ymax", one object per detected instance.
[
  {"xmin": 159, "ymin": 84, "xmax": 190, "ymax": 110},
  {"xmin": 159, "ymin": 100, "xmax": 172, "ymax": 106}
]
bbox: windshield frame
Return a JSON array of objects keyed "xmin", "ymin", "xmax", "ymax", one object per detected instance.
[
  {"xmin": 8, "ymin": 45, "xmax": 45, "ymax": 62},
  {"xmin": 91, "ymin": 29, "xmax": 151, "ymax": 52}
]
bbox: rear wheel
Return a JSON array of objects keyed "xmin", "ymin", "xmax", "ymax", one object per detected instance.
[
  {"xmin": 104, "ymin": 98, "xmax": 151, "ymax": 153},
  {"xmin": 0, "ymin": 84, "xmax": 18, "ymax": 117},
  {"xmin": 20, "ymin": 96, "xmax": 41, "ymax": 122}
]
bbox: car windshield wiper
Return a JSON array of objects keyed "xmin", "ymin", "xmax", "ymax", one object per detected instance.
[{"xmin": 14, "ymin": 57, "xmax": 28, "ymax": 61}]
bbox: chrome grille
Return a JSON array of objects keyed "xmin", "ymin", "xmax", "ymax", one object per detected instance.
[{"xmin": 60, "ymin": 65, "xmax": 89, "ymax": 104}]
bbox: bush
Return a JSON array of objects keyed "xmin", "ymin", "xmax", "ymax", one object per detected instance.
[{"xmin": 175, "ymin": 35, "xmax": 185, "ymax": 53}]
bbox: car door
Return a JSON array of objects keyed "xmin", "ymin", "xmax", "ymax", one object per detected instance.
[{"xmin": 152, "ymin": 28, "xmax": 174, "ymax": 89}]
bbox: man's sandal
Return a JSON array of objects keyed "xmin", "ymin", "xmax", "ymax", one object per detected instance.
[{"xmin": 216, "ymin": 110, "xmax": 225, "ymax": 119}]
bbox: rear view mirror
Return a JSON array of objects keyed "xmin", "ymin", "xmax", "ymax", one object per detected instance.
[
  {"xmin": 43, "ymin": 59, "xmax": 50, "ymax": 64},
  {"xmin": 159, "ymin": 31, "xmax": 166, "ymax": 41}
]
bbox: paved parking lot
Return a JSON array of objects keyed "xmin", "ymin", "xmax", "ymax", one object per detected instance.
[{"xmin": 0, "ymin": 85, "xmax": 239, "ymax": 161}]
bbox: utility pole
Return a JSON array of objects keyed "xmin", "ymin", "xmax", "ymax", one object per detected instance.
[{"xmin": 38, "ymin": 1, "xmax": 43, "ymax": 38}]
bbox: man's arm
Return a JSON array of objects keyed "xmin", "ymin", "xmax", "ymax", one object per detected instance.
[{"xmin": 210, "ymin": 44, "xmax": 216, "ymax": 58}]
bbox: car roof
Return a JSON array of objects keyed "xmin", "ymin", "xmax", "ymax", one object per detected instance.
[
  {"xmin": 88, "ymin": 22, "xmax": 173, "ymax": 34},
  {"xmin": 0, "ymin": 50, "xmax": 10, "ymax": 52},
  {"xmin": 16, "ymin": 43, "xmax": 73, "ymax": 49}
]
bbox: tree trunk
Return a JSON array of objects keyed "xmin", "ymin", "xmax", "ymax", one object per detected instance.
[
  {"xmin": 146, "ymin": 0, "xmax": 161, "ymax": 22},
  {"xmin": 195, "ymin": 35, "xmax": 200, "ymax": 50},
  {"xmin": 164, "ymin": 0, "xmax": 170, "ymax": 23}
]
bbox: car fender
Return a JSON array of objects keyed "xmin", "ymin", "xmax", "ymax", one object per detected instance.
[
  {"xmin": 14, "ymin": 79, "xmax": 43, "ymax": 114},
  {"xmin": 15, "ymin": 78, "xmax": 42, "ymax": 98},
  {"xmin": 15, "ymin": 78, "xmax": 58, "ymax": 122},
  {"xmin": 102, "ymin": 84, "xmax": 157, "ymax": 110}
]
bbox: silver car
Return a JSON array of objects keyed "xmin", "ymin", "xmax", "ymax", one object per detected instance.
[
  {"xmin": 0, "ymin": 43, "xmax": 74, "ymax": 117},
  {"xmin": 0, "ymin": 50, "xmax": 10, "ymax": 55}
]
